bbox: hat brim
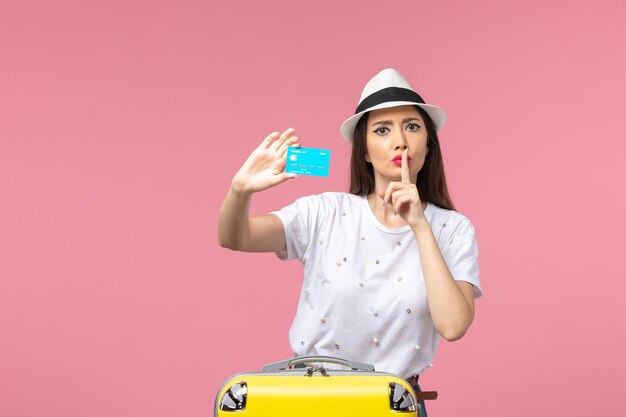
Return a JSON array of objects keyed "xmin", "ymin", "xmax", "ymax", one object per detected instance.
[{"xmin": 340, "ymin": 101, "xmax": 447, "ymax": 144}]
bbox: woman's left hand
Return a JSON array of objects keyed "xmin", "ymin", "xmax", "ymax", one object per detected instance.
[{"xmin": 377, "ymin": 149, "xmax": 427, "ymax": 229}]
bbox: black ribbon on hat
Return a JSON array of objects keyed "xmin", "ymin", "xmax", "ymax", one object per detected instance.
[{"xmin": 355, "ymin": 87, "xmax": 425, "ymax": 114}]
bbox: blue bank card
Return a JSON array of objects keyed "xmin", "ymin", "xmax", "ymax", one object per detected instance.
[{"xmin": 286, "ymin": 146, "xmax": 331, "ymax": 176}]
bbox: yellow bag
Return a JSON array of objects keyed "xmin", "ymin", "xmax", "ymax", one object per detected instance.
[{"xmin": 215, "ymin": 356, "xmax": 436, "ymax": 417}]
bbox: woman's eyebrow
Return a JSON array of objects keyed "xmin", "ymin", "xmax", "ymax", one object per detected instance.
[{"xmin": 371, "ymin": 117, "xmax": 423, "ymax": 127}]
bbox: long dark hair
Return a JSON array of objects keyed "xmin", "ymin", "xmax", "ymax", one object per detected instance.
[{"xmin": 349, "ymin": 106, "xmax": 456, "ymax": 211}]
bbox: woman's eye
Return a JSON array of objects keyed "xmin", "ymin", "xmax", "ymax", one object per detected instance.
[
  {"xmin": 374, "ymin": 127, "xmax": 389, "ymax": 135},
  {"xmin": 406, "ymin": 123, "xmax": 421, "ymax": 131}
]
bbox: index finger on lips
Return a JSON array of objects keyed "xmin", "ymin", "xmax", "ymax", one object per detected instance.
[{"xmin": 401, "ymin": 148, "xmax": 409, "ymax": 183}]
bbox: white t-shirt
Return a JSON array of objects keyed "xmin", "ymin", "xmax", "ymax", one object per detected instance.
[{"xmin": 273, "ymin": 192, "xmax": 481, "ymax": 378}]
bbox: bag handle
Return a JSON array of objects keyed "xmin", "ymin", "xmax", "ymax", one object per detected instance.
[
  {"xmin": 263, "ymin": 356, "xmax": 375, "ymax": 372},
  {"xmin": 414, "ymin": 391, "xmax": 438, "ymax": 401}
]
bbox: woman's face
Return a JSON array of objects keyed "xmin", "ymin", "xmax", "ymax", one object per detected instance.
[{"xmin": 365, "ymin": 105, "xmax": 429, "ymax": 185}]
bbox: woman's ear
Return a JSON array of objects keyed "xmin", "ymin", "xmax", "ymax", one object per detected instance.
[{"xmin": 365, "ymin": 153, "xmax": 371, "ymax": 163}]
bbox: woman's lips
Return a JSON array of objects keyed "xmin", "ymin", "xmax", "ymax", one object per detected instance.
[{"xmin": 392, "ymin": 156, "xmax": 411, "ymax": 167}]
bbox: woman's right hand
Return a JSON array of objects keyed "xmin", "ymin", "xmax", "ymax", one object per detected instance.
[{"xmin": 231, "ymin": 128, "xmax": 300, "ymax": 195}]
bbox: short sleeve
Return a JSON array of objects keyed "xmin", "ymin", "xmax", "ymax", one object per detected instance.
[
  {"xmin": 442, "ymin": 218, "xmax": 482, "ymax": 298},
  {"xmin": 271, "ymin": 195, "xmax": 318, "ymax": 262}
]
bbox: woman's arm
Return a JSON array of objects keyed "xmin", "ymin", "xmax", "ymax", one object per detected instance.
[
  {"xmin": 412, "ymin": 223, "xmax": 475, "ymax": 341},
  {"xmin": 217, "ymin": 129, "xmax": 299, "ymax": 252},
  {"xmin": 382, "ymin": 149, "xmax": 475, "ymax": 341},
  {"xmin": 218, "ymin": 187, "xmax": 287, "ymax": 252}
]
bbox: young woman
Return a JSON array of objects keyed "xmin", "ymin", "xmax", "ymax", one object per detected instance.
[{"xmin": 218, "ymin": 69, "xmax": 482, "ymax": 416}]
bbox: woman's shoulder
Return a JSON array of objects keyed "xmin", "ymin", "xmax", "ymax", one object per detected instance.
[
  {"xmin": 427, "ymin": 203, "xmax": 470, "ymax": 222},
  {"xmin": 293, "ymin": 191, "xmax": 365, "ymax": 208},
  {"xmin": 278, "ymin": 192, "xmax": 365, "ymax": 227},
  {"xmin": 427, "ymin": 203, "xmax": 476, "ymax": 244}
]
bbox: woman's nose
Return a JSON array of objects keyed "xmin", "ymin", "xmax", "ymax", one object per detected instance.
[{"xmin": 393, "ymin": 133, "xmax": 409, "ymax": 150}]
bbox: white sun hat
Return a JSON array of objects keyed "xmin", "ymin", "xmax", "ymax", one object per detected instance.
[{"xmin": 340, "ymin": 68, "xmax": 447, "ymax": 143}]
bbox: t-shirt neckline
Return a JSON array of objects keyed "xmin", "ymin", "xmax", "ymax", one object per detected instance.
[{"xmin": 361, "ymin": 195, "xmax": 432, "ymax": 234}]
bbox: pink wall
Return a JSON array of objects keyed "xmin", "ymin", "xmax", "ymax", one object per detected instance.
[{"xmin": 1, "ymin": 1, "xmax": 625, "ymax": 416}]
